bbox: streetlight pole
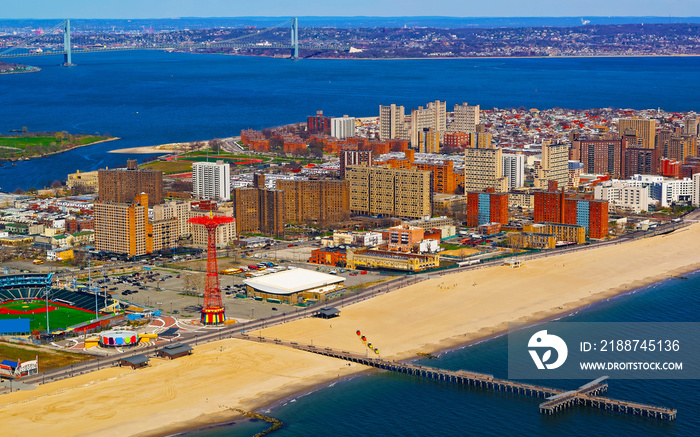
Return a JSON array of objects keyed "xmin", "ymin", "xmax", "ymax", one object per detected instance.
[{"xmin": 44, "ymin": 287, "xmax": 50, "ymax": 335}]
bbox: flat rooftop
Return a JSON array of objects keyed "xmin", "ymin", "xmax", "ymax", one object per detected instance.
[{"xmin": 244, "ymin": 268, "xmax": 344, "ymax": 295}]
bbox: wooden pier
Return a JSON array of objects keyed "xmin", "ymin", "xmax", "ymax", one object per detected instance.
[{"xmin": 243, "ymin": 335, "xmax": 677, "ymax": 421}]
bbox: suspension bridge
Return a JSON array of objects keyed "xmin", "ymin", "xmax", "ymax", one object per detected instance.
[{"xmin": 0, "ymin": 18, "xmax": 347, "ymax": 64}]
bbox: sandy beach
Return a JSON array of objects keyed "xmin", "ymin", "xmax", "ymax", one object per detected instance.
[{"xmin": 4, "ymin": 223, "xmax": 700, "ymax": 436}]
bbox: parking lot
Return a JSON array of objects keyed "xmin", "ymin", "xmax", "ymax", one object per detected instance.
[{"xmin": 94, "ymin": 258, "xmax": 392, "ymax": 322}]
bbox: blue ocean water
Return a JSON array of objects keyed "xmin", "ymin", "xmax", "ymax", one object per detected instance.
[
  {"xmin": 2, "ymin": 52, "xmax": 700, "ymax": 190},
  {"xmin": 195, "ymin": 273, "xmax": 700, "ymax": 437}
]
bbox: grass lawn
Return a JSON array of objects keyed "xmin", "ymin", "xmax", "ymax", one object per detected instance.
[
  {"xmin": 0, "ymin": 300, "xmax": 98, "ymax": 332},
  {"xmin": 142, "ymin": 161, "xmax": 192, "ymax": 174},
  {"xmin": 0, "ymin": 135, "xmax": 110, "ymax": 151},
  {"xmin": 0, "ymin": 341, "xmax": 93, "ymax": 371}
]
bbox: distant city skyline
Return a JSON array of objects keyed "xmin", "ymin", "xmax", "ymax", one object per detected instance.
[{"xmin": 3, "ymin": 0, "xmax": 700, "ymax": 20}]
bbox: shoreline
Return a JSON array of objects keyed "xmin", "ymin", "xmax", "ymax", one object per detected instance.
[
  {"xmin": 109, "ymin": 137, "xmax": 236, "ymax": 155},
  {"xmin": 185, "ymin": 50, "xmax": 700, "ymax": 61},
  {"xmin": 5, "ymin": 224, "xmax": 700, "ymax": 436}
]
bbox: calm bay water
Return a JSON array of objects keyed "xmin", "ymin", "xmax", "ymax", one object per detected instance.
[
  {"xmin": 2, "ymin": 52, "xmax": 700, "ymax": 190},
  {"xmin": 2, "ymin": 51, "xmax": 700, "ymax": 436}
]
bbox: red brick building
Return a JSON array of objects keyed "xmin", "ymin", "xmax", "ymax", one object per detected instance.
[
  {"xmin": 534, "ymin": 182, "xmax": 609, "ymax": 239},
  {"xmin": 466, "ymin": 188, "xmax": 509, "ymax": 227},
  {"xmin": 444, "ymin": 132, "xmax": 469, "ymax": 149},
  {"xmin": 307, "ymin": 110, "xmax": 331, "ymax": 134},
  {"xmin": 659, "ymin": 158, "xmax": 681, "ymax": 178},
  {"xmin": 573, "ymin": 139, "xmax": 626, "ymax": 178},
  {"xmin": 625, "ymin": 147, "xmax": 658, "ymax": 178},
  {"xmin": 309, "ymin": 247, "xmax": 347, "ymax": 266}
]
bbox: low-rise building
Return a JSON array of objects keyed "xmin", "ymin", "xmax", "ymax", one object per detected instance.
[
  {"xmin": 524, "ymin": 222, "xmax": 586, "ymax": 244},
  {"xmin": 243, "ymin": 268, "xmax": 345, "ymax": 305},
  {"xmin": 308, "ymin": 247, "xmax": 347, "ymax": 266},
  {"xmin": 507, "ymin": 232, "xmax": 556, "ymax": 249},
  {"xmin": 346, "ymin": 248, "xmax": 440, "ymax": 272}
]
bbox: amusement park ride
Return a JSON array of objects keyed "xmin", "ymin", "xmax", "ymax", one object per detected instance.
[{"xmin": 188, "ymin": 211, "xmax": 234, "ymax": 325}]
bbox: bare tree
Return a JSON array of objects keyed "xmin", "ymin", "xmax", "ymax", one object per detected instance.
[{"xmin": 209, "ymin": 138, "xmax": 224, "ymax": 153}]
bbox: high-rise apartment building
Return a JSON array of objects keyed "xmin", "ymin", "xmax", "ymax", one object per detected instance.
[
  {"xmin": 533, "ymin": 183, "xmax": 608, "ymax": 239},
  {"xmin": 277, "ymin": 179, "xmax": 350, "ymax": 224},
  {"xmin": 452, "ymin": 103, "xmax": 480, "ymax": 134},
  {"xmin": 347, "ymin": 165, "xmax": 432, "ymax": 219},
  {"xmin": 410, "ymin": 100, "xmax": 446, "ymax": 146},
  {"xmin": 339, "ymin": 149, "xmax": 372, "ymax": 178},
  {"xmin": 379, "ymin": 104, "xmax": 407, "ymax": 140},
  {"xmin": 502, "ymin": 154, "xmax": 525, "ymax": 189},
  {"xmin": 418, "ymin": 128, "xmax": 440, "ymax": 153},
  {"xmin": 684, "ymin": 116, "xmax": 700, "ymax": 137},
  {"xmin": 98, "ymin": 159, "xmax": 164, "ymax": 205},
  {"xmin": 153, "ymin": 200, "xmax": 192, "ymax": 237},
  {"xmin": 307, "ymin": 110, "xmax": 331, "ymax": 134},
  {"xmin": 94, "ymin": 193, "xmax": 177, "ymax": 257},
  {"xmin": 573, "ymin": 139, "xmax": 626, "ymax": 178},
  {"xmin": 331, "ymin": 115, "xmax": 356, "ymax": 139},
  {"xmin": 386, "ymin": 150, "xmax": 456, "ymax": 194},
  {"xmin": 625, "ymin": 147, "xmax": 658, "ymax": 178},
  {"xmin": 469, "ymin": 132, "xmax": 492, "ymax": 149},
  {"xmin": 618, "ymin": 117, "xmax": 656, "ymax": 149},
  {"xmin": 231, "ymin": 175, "xmax": 284, "ymax": 236},
  {"xmin": 193, "ymin": 160, "xmax": 231, "ymax": 201},
  {"xmin": 466, "ymin": 189, "xmax": 509, "ymax": 227},
  {"xmin": 464, "ymin": 148, "xmax": 507, "ymax": 192},
  {"xmin": 535, "ymin": 143, "xmax": 569, "ymax": 189}
]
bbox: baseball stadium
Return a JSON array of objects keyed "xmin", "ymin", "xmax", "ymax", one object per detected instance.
[{"xmin": 0, "ymin": 273, "xmax": 113, "ymax": 334}]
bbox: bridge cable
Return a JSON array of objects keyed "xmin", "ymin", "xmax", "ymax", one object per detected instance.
[{"xmin": 0, "ymin": 20, "xmax": 67, "ymax": 56}]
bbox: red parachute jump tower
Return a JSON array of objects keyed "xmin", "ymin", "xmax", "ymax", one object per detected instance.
[{"xmin": 188, "ymin": 211, "xmax": 234, "ymax": 325}]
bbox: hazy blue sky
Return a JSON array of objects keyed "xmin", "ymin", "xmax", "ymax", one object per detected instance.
[{"xmin": 4, "ymin": 0, "xmax": 700, "ymax": 19}]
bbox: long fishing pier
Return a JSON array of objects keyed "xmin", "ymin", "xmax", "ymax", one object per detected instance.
[{"xmin": 242, "ymin": 334, "xmax": 677, "ymax": 421}]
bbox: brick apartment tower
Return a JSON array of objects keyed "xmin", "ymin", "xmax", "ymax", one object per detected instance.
[{"xmin": 98, "ymin": 159, "xmax": 164, "ymax": 205}]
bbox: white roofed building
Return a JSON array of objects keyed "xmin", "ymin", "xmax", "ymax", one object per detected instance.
[{"xmin": 243, "ymin": 268, "xmax": 345, "ymax": 305}]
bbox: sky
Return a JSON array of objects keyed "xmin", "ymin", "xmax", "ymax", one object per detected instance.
[{"xmin": 3, "ymin": 0, "xmax": 700, "ymax": 19}]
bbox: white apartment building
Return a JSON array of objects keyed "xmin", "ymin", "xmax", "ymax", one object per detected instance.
[
  {"xmin": 653, "ymin": 178, "xmax": 693, "ymax": 208},
  {"xmin": 594, "ymin": 181, "xmax": 651, "ymax": 213},
  {"xmin": 193, "ymin": 160, "xmax": 231, "ymax": 201},
  {"xmin": 331, "ymin": 115, "xmax": 356, "ymax": 139},
  {"xmin": 153, "ymin": 200, "xmax": 191, "ymax": 237},
  {"xmin": 502, "ymin": 154, "xmax": 525, "ymax": 189},
  {"xmin": 379, "ymin": 104, "xmax": 407, "ymax": 140},
  {"xmin": 693, "ymin": 173, "xmax": 700, "ymax": 207},
  {"xmin": 617, "ymin": 174, "xmax": 693, "ymax": 208}
]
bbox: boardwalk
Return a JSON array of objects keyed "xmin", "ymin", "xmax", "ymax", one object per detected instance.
[{"xmin": 244, "ymin": 335, "xmax": 677, "ymax": 421}]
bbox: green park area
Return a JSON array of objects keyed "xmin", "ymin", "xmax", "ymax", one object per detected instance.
[
  {"xmin": 142, "ymin": 160, "xmax": 193, "ymax": 174},
  {"xmin": 0, "ymin": 133, "xmax": 113, "ymax": 160},
  {"xmin": 0, "ymin": 300, "xmax": 97, "ymax": 332}
]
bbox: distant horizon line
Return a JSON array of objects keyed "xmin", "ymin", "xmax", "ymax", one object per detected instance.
[{"xmin": 4, "ymin": 15, "xmax": 700, "ymax": 20}]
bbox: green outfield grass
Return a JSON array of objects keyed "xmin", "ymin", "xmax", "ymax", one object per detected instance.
[{"xmin": 0, "ymin": 299, "xmax": 98, "ymax": 332}]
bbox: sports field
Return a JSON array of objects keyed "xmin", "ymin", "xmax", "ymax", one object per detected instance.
[{"xmin": 0, "ymin": 299, "xmax": 97, "ymax": 332}]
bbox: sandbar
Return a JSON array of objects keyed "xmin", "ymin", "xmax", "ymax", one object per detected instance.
[{"xmin": 4, "ymin": 223, "xmax": 700, "ymax": 436}]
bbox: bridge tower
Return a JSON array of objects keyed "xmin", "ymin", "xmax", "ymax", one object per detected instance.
[
  {"xmin": 290, "ymin": 17, "xmax": 299, "ymax": 59},
  {"xmin": 63, "ymin": 19, "xmax": 73, "ymax": 66}
]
